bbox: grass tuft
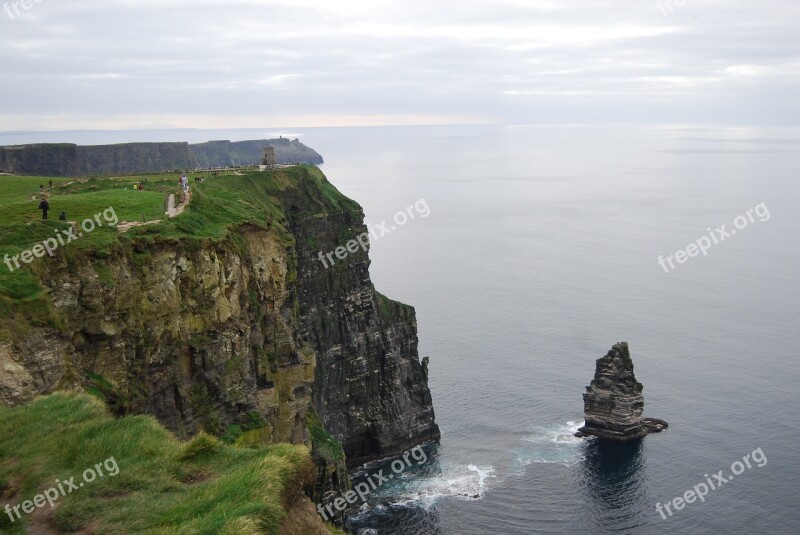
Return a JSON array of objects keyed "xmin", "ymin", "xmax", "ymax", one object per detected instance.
[{"xmin": 178, "ymin": 432, "xmax": 223, "ymax": 461}]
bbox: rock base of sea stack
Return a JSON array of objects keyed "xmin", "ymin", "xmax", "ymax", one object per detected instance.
[{"xmin": 575, "ymin": 342, "xmax": 668, "ymax": 441}]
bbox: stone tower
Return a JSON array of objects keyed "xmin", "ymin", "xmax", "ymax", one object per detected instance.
[{"xmin": 262, "ymin": 146, "xmax": 276, "ymax": 170}]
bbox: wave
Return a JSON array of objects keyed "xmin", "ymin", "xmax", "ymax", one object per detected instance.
[
  {"xmin": 512, "ymin": 419, "xmax": 588, "ymax": 470},
  {"xmin": 355, "ymin": 464, "xmax": 496, "ymax": 512},
  {"xmin": 395, "ymin": 463, "xmax": 495, "ymax": 508}
]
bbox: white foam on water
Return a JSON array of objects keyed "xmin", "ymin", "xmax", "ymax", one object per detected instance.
[
  {"xmin": 389, "ymin": 464, "xmax": 496, "ymax": 509},
  {"xmin": 552, "ymin": 420, "xmax": 586, "ymax": 445},
  {"xmin": 513, "ymin": 419, "xmax": 588, "ymax": 470}
]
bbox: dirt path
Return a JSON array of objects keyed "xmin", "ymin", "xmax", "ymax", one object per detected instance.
[
  {"xmin": 117, "ymin": 220, "xmax": 162, "ymax": 233},
  {"xmin": 118, "ymin": 188, "xmax": 190, "ymax": 233},
  {"xmin": 166, "ymin": 188, "xmax": 191, "ymax": 218}
]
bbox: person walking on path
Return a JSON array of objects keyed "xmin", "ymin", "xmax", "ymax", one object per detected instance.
[{"xmin": 39, "ymin": 197, "xmax": 50, "ymax": 220}]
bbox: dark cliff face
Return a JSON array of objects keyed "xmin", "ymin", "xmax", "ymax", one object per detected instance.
[
  {"xmin": 0, "ymin": 143, "xmax": 81, "ymax": 176},
  {"xmin": 77, "ymin": 143, "xmax": 198, "ymax": 176},
  {"xmin": 0, "ymin": 143, "xmax": 196, "ymax": 177},
  {"xmin": 0, "ymin": 139, "xmax": 323, "ymax": 177},
  {"xmin": 292, "ymin": 214, "xmax": 440, "ymax": 467},
  {"xmin": 190, "ymin": 139, "xmax": 324, "ymax": 167}
]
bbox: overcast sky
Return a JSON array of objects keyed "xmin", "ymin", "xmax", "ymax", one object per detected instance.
[{"xmin": 1, "ymin": 0, "xmax": 798, "ymax": 131}]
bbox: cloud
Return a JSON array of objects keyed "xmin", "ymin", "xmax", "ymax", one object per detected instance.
[{"xmin": 0, "ymin": 0, "xmax": 798, "ymax": 130}]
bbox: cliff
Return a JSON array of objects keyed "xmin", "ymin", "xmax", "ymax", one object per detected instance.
[
  {"xmin": 577, "ymin": 342, "xmax": 667, "ymax": 441},
  {"xmin": 289, "ymin": 189, "xmax": 439, "ymax": 467},
  {"xmin": 0, "ymin": 138, "xmax": 322, "ymax": 177},
  {"xmin": 0, "ymin": 166, "xmax": 438, "ymax": 501},
  {"xmin": 190, "ymin": 138, "xmax": 324, "ymax": 168},
  {"xmin": 0, "ymin": 142, "xmax": 196, "ymax": 177}
]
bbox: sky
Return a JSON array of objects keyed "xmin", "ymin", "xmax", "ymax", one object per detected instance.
[{"xmin": 1, "ymin": 0, "xmax": 799, "ymax": 131}]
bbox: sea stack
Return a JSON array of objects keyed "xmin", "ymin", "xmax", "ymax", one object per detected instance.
[{"xmin": 576, "ymin": 342, "xmax": 668, "ymax": 441}]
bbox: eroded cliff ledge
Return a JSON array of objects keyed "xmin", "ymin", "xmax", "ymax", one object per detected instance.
[{"xmin": 577, "ymin": 342, "xmax": 667, "ymax": 441}]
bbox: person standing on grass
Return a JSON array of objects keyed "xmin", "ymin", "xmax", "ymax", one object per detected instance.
[{"xmin": 39, "ymin": 197, "xmax": 49, "ymax": 220}]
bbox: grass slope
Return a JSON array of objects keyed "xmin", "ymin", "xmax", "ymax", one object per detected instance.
[{"xmin": 0, "ymin": 393, "xmax": 325, "ymax": 534}]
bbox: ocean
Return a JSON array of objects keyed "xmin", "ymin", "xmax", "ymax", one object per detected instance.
[{"xmin": 2, "ymin": 124, "xmax": 798, "ymax": 534}]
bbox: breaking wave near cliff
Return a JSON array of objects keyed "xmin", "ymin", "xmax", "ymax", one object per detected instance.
[
  {"xmin": 353, "ymin": 462, "xmax": 495, "ymax": 512},
  {"xmin": 346, "ymin": 458, "xmax": 496, "ymax": 534},
  {"xmin": 511, "ymin": 419, "xmax": 588, "ymax": 471},
  {"xmin": 391, "ymin": 463, "xmax": 495, "ymax": 508}
]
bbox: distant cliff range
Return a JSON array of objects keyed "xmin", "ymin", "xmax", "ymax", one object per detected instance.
[
  {"xmin": 191, "ymin": 138, "xmax": 324, "ymax": 168},
  {"xmin": 0, "ymin": 138, "xmax": 324, "ymax": 177}
]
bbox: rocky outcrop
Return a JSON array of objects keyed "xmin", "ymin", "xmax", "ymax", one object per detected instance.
[
  {"xmin": 190, "ymin": 138, "xmax": 324, "ymax": 167},
  {"xmin": 577, "ymin": 342, "xmax": 667, "ymax": 441},
  {"xmin": 0, "ymin": 142, "xmax": 196, "ymax": 177}
]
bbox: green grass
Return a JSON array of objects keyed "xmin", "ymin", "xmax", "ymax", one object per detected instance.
[
  {"xmin": 122, "ymin": 166, "xmax": 357, "ymax": 242},
  {"xmin": 0, "ymin": 393, "xmax": 316, "ymax": 534},
  {"xmin": 0, "ymin": 176, "xmax": 72, "ymax": 203},
  {"xmin": 0, "ymin": 175, "xmax": 171, "ymax": 322},
  {"xmin": 306, "ymin": 410, "xmax": 345, "ymax": 464},
  {"xmin": 0, "ymin": 166, "xmax": 361, "ymax": 313}
]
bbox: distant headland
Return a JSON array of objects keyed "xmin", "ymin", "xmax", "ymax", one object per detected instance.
[{"xmin": 0, "ymin": 137, "xmax": 324, "ymax": 177}]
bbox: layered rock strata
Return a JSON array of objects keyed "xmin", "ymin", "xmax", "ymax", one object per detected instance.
[{"xmin": 577, "ymin": 342, "xmax": 667, "ymax": 441}]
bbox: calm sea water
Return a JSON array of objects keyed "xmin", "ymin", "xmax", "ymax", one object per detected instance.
[
  {"xmin": 312, "ymin": 124, "xmax": 800, "ymax": 535},
  {"xmin": 3, "ymin": 124, "xmax": 799, "ymax": 534}
]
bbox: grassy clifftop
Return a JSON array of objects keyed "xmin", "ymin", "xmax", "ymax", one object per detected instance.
[
  {"xmin": 0, "ymin": 165, "xmax": 359, "ymax": 323},
  {"xmin": 0, "ymin": 392, "xmax": 342, "ymax": 534}
]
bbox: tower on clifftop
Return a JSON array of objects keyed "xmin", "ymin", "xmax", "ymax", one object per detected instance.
[{"xmin": 262, "ymin": 146, "xmax": 276, "ymax": 170}]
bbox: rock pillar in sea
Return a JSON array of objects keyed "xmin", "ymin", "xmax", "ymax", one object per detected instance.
[{"xmin": 577, "ymin": 342, "xmax": 667, "ymax": 441}]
